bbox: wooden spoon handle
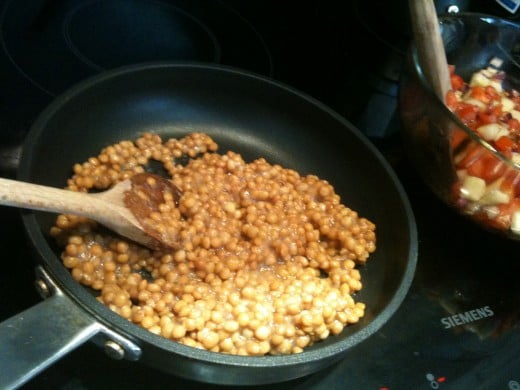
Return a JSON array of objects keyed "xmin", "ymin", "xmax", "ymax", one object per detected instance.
[
  {"xmin": 408, "ymin": 0, "xmax": 451, "ymax": 101},
  {"xmin": 0, "ymin": 177, "xmax": 99, "ymax": 217}
]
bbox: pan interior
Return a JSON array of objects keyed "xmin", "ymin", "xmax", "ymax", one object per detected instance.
[{"xmin": 19, "ymin": 63, "xmax": 417, "ymax": 368}]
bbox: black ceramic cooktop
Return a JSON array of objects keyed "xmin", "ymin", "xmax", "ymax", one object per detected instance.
[{"xmin": 0, "ymin": 1, "xmax": 519, "ymax": 389}]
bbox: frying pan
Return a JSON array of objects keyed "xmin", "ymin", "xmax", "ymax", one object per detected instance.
[{"xmin": 0, "ymin": 62, "xmax": 417, "ymax": 388}]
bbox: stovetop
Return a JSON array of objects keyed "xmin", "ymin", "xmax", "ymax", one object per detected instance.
[{"xmin": 0, "ymin": 1, "xmax": 519, "ymax": 389}]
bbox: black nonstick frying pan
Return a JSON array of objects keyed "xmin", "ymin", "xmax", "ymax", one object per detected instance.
[{"xmin": 0, "ymin": 63, "xmax": 417, "ymax": 388}]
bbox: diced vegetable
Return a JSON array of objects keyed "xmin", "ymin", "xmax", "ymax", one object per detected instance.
[
  {"xmin": 511, "ymin": 211, "xmax": 520, "ymax": 233},
  {"xmin": 448, "ymin": 65, "xmax": 520, "ymax": 236},
  {"xmin": 460, "ymin": 175, "xmax": 486, "ymax": 201},
  {"xmin": 479, "ymin": 188, "xmax": 510, "ymax": 206},
  {"xmin": 476, "ymin": 123, "xmax": 509, "ymax": 141}
]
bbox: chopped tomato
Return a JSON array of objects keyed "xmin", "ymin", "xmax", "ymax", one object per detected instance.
[
  {"xmin": 508, "ymin": 118, "xmax": 520, "ymax": 132},
  {"xmin": 459, "ymin": 149, "xmax": 507, "ymax": 182},
  {"xmin": 466, "ymin": 157, "xmax": 485, "ymax": 177},
  {"xmin": 450, "ymin": 73, "xmax": 465, "ymax": 91},
  {"xmin": 451, "ymin": 129, "xmax": 469, "ymax": 150},
  {"xmin": 485, "ymin": 85, "xmax": 501, "ymax": 101},
  {"xmin": 480, "ymin": 155, "xmax": 507, "ymax": 182},
  {"xmin": 446, "ymin": 90, "xmax": 459, "ymax": 110},
  {"xmin": 455, "ymin": 103, "xmax": 478, "ymax": 125},
  {"xmin": 495, "ymin": 135, "xmax": 514, "ymax": 152},
  {"xmin": 470, "ymin": 86, "xmax": 491, "ymax": 104},
  {"xmin": 477, "ymin": 111, "xmax": 497, "ymax": 124},
  {"xmin": 490, "ymin": 104, "xmax": 503, "ymax": 117},
  {"xmin": 455, "ymin": 143, "xmax": 486, "ymax": 169},
  {"xmin": 500, "ymin": 169, "xmax": 520, "ymax": 198}
]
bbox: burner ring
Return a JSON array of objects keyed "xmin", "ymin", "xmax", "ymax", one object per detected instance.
[
  {"xmin": 0, "ymin": 0, "xmax": 272, "ymax": 96},
  {"xmin": 62, "ymin": 0, "xmax": 221, "ymax": 72}
]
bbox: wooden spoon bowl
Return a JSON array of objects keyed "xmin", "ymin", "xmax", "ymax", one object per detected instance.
[{"xmin": 0, "ymin": 173, "xmax": 182, "ymax": 250}]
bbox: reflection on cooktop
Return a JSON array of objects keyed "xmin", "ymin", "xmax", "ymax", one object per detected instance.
[
  {"xmin": 395, "ymin": 159, "xmax": 520, "ymax": 341},
  {"xmin": 64, "ymin": 0, "xmax": 221, "ymax": 70},
  {"xmin": 0, "ymin": 0, "xmax": 273, "ymax": 96}
]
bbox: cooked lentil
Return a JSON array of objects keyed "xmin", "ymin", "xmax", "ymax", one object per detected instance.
[{"xmin": 51, "ymin": 132, "xmax": 376, "ymax": 356}]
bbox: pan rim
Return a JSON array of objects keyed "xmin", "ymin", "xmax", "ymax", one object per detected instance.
[{"xmin": 19, "ymin": 61, "xmax": 418, "ymax": 370}]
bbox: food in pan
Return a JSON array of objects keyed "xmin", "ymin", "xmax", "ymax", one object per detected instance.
[
  {"xmin": 51, "ymin": 132, "xmax": 376, "ymax": 356},
  {"xmin": 446, "ymin": 65, "xmax": 520, "ymax": 235}
]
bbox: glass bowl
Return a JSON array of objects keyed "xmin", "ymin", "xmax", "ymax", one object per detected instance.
[{"xmin": 399, "ymin": 13, "xmax": 520, "ymax": 240}]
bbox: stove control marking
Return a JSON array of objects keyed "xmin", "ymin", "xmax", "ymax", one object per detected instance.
[
  {"xmin": 426, "ymin": 372, "xmax": 446, "ymax": 389},
  {"xmin": 440, "ymin": 305, "xmax": 494, "ymax": 329}
]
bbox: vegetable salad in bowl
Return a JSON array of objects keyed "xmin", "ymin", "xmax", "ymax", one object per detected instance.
[
  {"xmin": 447, "ymin": 63, "xmax": 520, "ymax": 235},
  {"xmin": 399, "ymin": 13, "xmax": 520, "ymax": 240}
]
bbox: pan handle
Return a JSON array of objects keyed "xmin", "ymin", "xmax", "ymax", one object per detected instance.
[{"xmin": 0, "ymin": 267, "xmax": 141, "ymax": 389}]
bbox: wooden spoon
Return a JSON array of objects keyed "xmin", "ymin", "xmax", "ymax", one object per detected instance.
[
  {"xmin": 408, "ymin": 0, "xmax": 452, "ymax": 101},
  {"xmin": 0, "ymin": 173, "xmax": 182, "ymax": 250}
]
